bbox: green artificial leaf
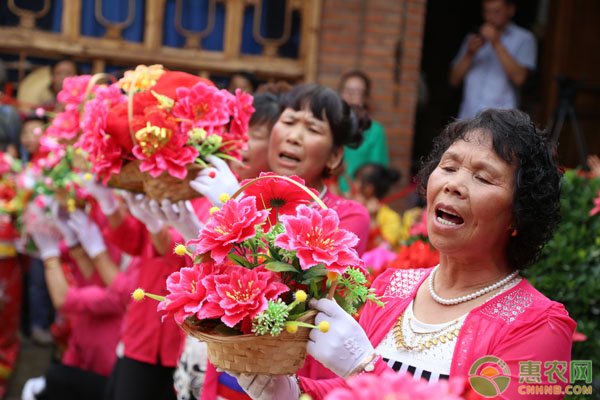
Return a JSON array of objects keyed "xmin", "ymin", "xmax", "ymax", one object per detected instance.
[
  {"xmin": 264, "ymin": 261, "xmax": 298, "ymax": 273},
  {"xmin": 301, "ymin": 264, "xmax": 327, "ymax": 280},
  {"xmin": 228, "ymin": 253, "xmax": 253, "ymax": 269}
]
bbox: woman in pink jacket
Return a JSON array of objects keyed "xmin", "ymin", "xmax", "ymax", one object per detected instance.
[{"xmin": 235, "ymin": 109, "xmax": 576, "ymax": 400}]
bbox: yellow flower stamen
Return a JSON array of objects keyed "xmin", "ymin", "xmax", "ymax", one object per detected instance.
[
  {"xmin": 327, "ymin": 271, "xmax": 338, "ymax": 281},
  {"xmin": 218, "ymin": 193, "xmax": 230, "ymax": 203},
  {"xmin": 318, "ymin": 321, "xmax": 330, "ymax": 333},
  {"xmin": 209, "ymin": 206, "xmax": 220, "ymax": 215},
  {"xmin": 83, "ymin": 173, "xmax": 92, "ymax": 181},
  {"xmin": 174, "ymin": 244, "xmax": 187, "ymax": 256},
  {"xmin": 286, "ymin": 325, "xmax": 298, "ymax": 334},
  {"xmin": 132, "ymin": 288, "xmax": 145, "ymax": 301},
  {"xmin": 295, "ymin": 290, "xmax": 307, "ymax": 303}
]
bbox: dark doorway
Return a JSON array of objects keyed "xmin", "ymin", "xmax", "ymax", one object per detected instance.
[{"xmin": 412, "ymin": 0, "xmax": 541, "ymax": 170}]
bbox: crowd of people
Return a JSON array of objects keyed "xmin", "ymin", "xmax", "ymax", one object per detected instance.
[{"xmin": 0, "ymin": 1, "xmax": 594, "ymax": 399}]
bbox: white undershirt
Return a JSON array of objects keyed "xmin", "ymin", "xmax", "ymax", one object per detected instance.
[{"xmin": 375, "ymin": 277, "xmax": 522, "ymax": 383}]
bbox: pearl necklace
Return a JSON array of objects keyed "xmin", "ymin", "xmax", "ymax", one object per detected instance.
[{"xmin": 428, "ymin": 265, "xmax": 520, "ymax": 305}]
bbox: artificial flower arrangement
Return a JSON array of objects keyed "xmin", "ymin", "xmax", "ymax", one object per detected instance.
[
  {"xmin": 26, "ymin": 125, "xmax": 89, "ymax": 213},
  {"xmin": 76, "ymin": 64, "xmax": 254, "ymax": 201},
  {"xmin": 0, "ymin": 152, "xmax": 24, "ymax": 215},
  {"xmin": 136, "ymin": 173, "xmax": 383, "ymax": 374}
]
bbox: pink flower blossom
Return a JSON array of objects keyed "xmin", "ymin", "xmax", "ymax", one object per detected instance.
[
  {"xmin": 131, "ymin": 108, "xmax": 199, "ymax": 179},
  {"xmin": 57, "ymin": 75, "xmax": 93, "ymax": 105},
  {"xmin": 240, "ymin": 173, "xmax": 320, "ymax": 228},
  {"xmin": 212, "ymin": 265, "xmax": 288, "ymax": 331},
  {"xmin": 275, "ymin": 205, "xmax": 362, "ymax": 274},
  {"xmin": 0, "ymin": 153, "xmax": 12, "ymax": 176},
  {"xmin": 187, "ymin": 196, "xmax": 269, "ymax": 264},
  {"xmin": 228, "ymin": 89, "xmax": 255, "ymax": 138},
  {"xmin": 77, "ymin": 98, "xmax": 124, "ymax": 183},
  {"xmin": 172, "ymin": 81, "xmax": 232, "ymax": 135},
  {"xmin": 324, "ymin": 371, "xmax": 467, "ymax": 400},
  {"xmin": 158, "ymin": 262, "xmax": 225, "ymax": 324},
  {"xmin": 591, "ymin": 189, "xmax": 600, "ymax": 216},
  {"xmin": 35, "ymin": 107, "xmax": 46, "ymax": 117},
  {"xmin": 46, "ymin": 109, "xmax": 80, "ymax": 140},
  {"xmin": 94, "ymin": 83, "xmax": 127, "ymax": 105}
]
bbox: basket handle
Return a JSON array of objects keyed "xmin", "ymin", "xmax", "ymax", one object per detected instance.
[
  {"xmin": 230, "ymin": 175, "xmax": 337, "ymax": 298},
  {"xmin": 126, "ymin": 71, "xmax": 140, "ymax": 147},
  {"xmin": 83, "ymin": 72, "xmax": 116, "ymax": 102}
]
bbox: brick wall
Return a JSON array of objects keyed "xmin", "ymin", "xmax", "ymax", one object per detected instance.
[{"xmin": 316, "ymin": 0, "xmax": 427, "ymax": 209}]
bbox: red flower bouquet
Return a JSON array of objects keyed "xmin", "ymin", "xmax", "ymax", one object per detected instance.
[
  {"xmin": 138, "ymin": 175, "xmax": 382, "ymax": 375},
  {"xmin": 77, "ymin": 65, "xmax": 254, "ymax": 201}
]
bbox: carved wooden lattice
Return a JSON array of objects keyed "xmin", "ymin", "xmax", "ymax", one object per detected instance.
[{"xmin": 0, "ymin": 0, "xmax": 322, "ymax": 81}]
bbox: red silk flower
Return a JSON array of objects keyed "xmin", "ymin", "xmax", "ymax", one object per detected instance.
[{"xmin": 240, "ymin": 173, "xmax": 319, "ymax": 228}]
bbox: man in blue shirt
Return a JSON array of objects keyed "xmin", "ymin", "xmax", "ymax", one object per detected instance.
[{"xmin": 449, "ymin": 0, "xmax": 537, "ymax": 119}]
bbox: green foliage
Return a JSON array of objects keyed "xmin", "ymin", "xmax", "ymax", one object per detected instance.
[
  {"xmin": 252, "ymin": 299, "xmax": 289, "ymax": 336},
  {"xmin": 336, "ymin": 267, "xmax": 385, "ymax": 314},
  {"xmin": 524, "ymin": 170, "xmax": 600, "ymax": 397}
]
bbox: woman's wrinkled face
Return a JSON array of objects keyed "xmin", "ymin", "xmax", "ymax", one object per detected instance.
[
  {"xmin": 426, "ymin": 130, "xmax": 515, "ymax": 262},
  {"xmin": 232, "ymin": 123, "xmax": 270, "ymax": 180},
  {"xmin": 267, "ymin": 107, "xmax": 342, "ymax": 188}
]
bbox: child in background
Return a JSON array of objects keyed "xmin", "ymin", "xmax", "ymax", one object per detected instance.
[{"xmin": 352, "ymin": 163, "xmax": 402, "ymax": 249}]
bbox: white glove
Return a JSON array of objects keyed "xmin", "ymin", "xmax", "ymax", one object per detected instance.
[
  {"xmin": 230, "ymin": 373, "xmax": 299, "ymax": 400},
  {"xmin": 307, "ymin": 298, "xmax": 375, "ymax": 378},
  {"xmin": 148, "ymin": 199, "xmax": 203, "ymax": 242},
  {"xmin": 31, "ymin": 230, "xmax": 61, "ymax": 260},
  {"xmin": 49, "ymin": 199, "xmax": 79, "ymax": 247},
  {"xmin": 122, "ymin": 192, "xmax": 163, "ymax": 234},
  {"xmin": 81, "ymin": 173, "xmax": 119, "ymax": 215},
  {"xmin": 21, "ymin": 376, "xmax": 46, "ymax": 400},
  {"xmin": 190, "ymin": 155, "xmax": 240, "ymax": 206},
  {"xmin": 67, "ymin": 209, "xmax": 107, "ymax": 258}
]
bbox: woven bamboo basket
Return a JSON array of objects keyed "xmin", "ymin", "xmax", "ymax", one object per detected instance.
[
  {"xmin": 54, "ymin": 188, "xmax": 86, "ymax": 209},
  {"xmin": 71, "ymin": 151, "xmax": 90, "ymax": 171},
  {"xmin": 181, "ymin": 310, "xmax": 317, "ymax": 375},
  {"xmin": 179, "ymin": 175, "xmax": 334, "ymax": 375},
  {"xmin": 107, "ymin": 160, "xmax": 145, "ymax": 193},
  {"xmin": 141, "ymin": 163, "xmax": 203, "ymax": 202}
]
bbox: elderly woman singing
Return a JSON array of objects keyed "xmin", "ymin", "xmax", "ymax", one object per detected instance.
[{"xmin": 235, "ymin": 109, "xmax": 576, "ymax": 400}]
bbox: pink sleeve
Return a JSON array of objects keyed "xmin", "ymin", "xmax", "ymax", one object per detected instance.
[
  {"xmin": 492, "ymin": 305, "xmax": 576, "ymax": 400},
  {"xmin": 338, "ymin": 206, "xmax": 370, "ymax": 257},
  {"xmin": 103, "ymin": 213, "xmax": 146, "ymax": 256},
  {"xmin": 62, "ymin": 285, "xmax": 126, "ymax": 316},
  {"xmin": 199, "ymin": 362, "xmax": 219, "ymax": 400}
]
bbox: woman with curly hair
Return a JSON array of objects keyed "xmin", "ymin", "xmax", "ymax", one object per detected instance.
[{"xmin": 236, "ymin": 109, "xmax": 576, "ymax": 399}]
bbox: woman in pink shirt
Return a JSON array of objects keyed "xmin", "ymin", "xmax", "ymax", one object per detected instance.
[
  {"xmin": 235, "ymin": 109, "xmax": 576, "ymax": 400},
  {"xmin": 28, "ymin": 201, "xmax": 134, "ymax": 400},
  {"xmin": 180, "ymin": 84, "xmax": 371, "ymax": 399}
]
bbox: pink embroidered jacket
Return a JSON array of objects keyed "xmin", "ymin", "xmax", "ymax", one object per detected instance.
[{"xmin": 299, "ymin": 267, "xmax": 576, "ymax": 400}]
